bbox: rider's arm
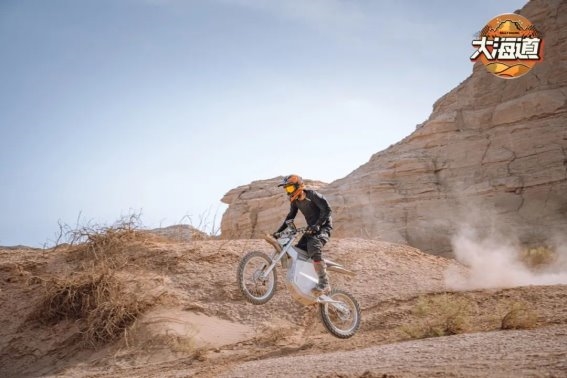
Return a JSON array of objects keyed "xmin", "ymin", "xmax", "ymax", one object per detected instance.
[
  {"xmin": 276, "ymin": 202, "xmax": 298, "ymax": 233},
  {"xmin": 310, "ymin": 191, "xmax": 332, "ymax": 227}
]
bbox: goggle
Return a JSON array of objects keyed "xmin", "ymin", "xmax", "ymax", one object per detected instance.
[{"xmin": 284, "ymin": 185, "xmax": 296, "ymax": 194}]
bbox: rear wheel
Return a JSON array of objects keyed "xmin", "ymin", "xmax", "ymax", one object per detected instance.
[
  {"xmin": 237, "ymin": 251, "xmax": 277, "ymax": 305},
  {"xmin": 319, "ymin": 288, "xmax": 361, "ymax": 338}
]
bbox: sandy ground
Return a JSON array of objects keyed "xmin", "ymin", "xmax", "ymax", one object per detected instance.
[
  {"xmin": 0, "ymin": 236, "xmax": 566, "ymax": 377},
  {"xmin": 131, "ymin": 309, "xmax": 254, "ymax": 349},
  {"xmin": 223, "ymin": 325, "xmax": 567, "ymax": 378}
]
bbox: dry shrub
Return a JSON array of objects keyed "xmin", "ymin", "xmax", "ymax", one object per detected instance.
[
  {"xmin": 501, "ymin": 301, "xmax": 537, "ymax": 330},
  {"xmin": 59, "ymin": 214, "xmax": 144, "ymax": 266},
  {"xmin": 26, "ymin": 214, "xmax": 168, "ymax": 349},
  {"xmin": 401, "ymin": 294, "xmax": 473, "ymax": 339},
  {"xmin": 31, "ymin": 270, "xmax": 152, "ymax": 347},
  {"xmin": 177, "ymin": 208, "xmax": 221, "ymax": 239},
  {"xmin": 520, "ymin": 246, "xmax": 557, "ymax": 268}
]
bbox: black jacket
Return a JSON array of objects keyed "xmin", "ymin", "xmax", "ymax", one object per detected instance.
[{"xmin": 277, "ymin": 189, "xmax": 333, "ymax": 233}]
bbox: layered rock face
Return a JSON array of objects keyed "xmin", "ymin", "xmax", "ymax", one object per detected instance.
[{"xmin": 221, "ymin": 0, "xmax": 567, "ymax": 255}]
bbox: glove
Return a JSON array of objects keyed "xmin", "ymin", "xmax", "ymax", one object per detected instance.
[{"xmin": 306, "ymin": 224, "xmax": 320, "ymax": 235}]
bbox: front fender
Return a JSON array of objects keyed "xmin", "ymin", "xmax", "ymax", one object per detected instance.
[{"xmin": 263, "ymin": 234, "xmax": 282, "ymax": 252}]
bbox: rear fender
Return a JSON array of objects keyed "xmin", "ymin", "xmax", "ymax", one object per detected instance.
[{"xmin": 325, "ymin": 259, "xmax": 356, "ymax": 276}]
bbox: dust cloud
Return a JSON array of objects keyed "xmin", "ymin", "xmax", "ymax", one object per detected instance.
[{"xmin": 445, "ymin": 228, "xmax": 567, "ymax": 290}]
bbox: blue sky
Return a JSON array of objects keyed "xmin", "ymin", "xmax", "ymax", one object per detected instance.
[{"xmin": 0, "ymin": 0, "xmax": 527, "ymax": 246}]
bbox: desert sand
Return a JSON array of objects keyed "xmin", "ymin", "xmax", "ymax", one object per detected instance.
[{"xmin": 0, "ymin": 232, "xmax": 565, "ymax": 377}]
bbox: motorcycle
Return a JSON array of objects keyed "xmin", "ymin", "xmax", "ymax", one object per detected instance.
[{"xmin": 236, "ymin": 220, "xmax": 361, "ymax": 338}]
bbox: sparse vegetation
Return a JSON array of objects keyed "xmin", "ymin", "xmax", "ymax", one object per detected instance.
[
  {"xmin": 31, "ymin": 269, "xmax": 152, "ymax": 347},
  {"xmin": 176, "ymin": 206, "xmax": 223, "ymax": 240},
  {"xmin": 30, "ymin": 214, "xmax": 159, "ymax": 347},
  {"xmin": 401, "ymin": 294, "xmax": 474, "ymax": 339},
  {"xmin": 398, "ymin": 291, "xmax": 543, "ymax": 341},
  {"xmin": 55, "ymin": 213, "xmax": 144, "ymax": 266},
  {"xmin": 520, "ymin": 246, "xmax": 557, "ymax": 268},
  {"xmin": 500, "ymin": 301, "xmax": 538, "ymax": 330}
]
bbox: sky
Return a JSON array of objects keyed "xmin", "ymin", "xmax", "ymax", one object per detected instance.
[{"xmin": 0, "ymin": 0, "xmax": 528, "ymax": 246}]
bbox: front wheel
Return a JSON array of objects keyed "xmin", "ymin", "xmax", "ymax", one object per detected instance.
[
  {"xmin": 237, "ymin": 251, "xmax": 277, "ymax": 305},
  {"xmin": 320, "ymin": 288, "xmax": 361, "ymax": 338}
]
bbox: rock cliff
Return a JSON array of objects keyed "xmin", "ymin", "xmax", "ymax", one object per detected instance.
[{"xmin": 221, "ymin": 0, "xmax": 567, "ymax": 256}]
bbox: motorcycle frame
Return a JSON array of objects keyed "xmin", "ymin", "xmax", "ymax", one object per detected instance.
[{"xmin": 260, "ymin": 225, "xmax": 354, "ymax": 310}]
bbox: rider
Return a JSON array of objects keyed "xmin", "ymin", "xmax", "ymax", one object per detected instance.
[{"xmin": 273, "ymin": 174, "xmax": 333, "ymax": 295}]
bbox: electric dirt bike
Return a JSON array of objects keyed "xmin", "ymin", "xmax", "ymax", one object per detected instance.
[{"xmin": 236, "ymin": 220, "xmax": 361, "ymax": 338}]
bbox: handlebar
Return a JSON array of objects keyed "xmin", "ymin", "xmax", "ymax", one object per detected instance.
[
  {"xmin": 275, "ymin": 222, "xmax": 306, "ymax": 239},
  {"xmin": 280, "ymin": 227, "xmax": 306, "ymax": 236}
]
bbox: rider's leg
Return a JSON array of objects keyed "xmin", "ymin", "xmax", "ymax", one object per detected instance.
[
  {"xmin": 295, "ymin": 234, "xmax": 308, "ymax": 252},
  {"xmin": 313, "ymin": 260, "xmax": 330, "ymax": 294},
  {"xmin": 307, "ymin": 236, "xmax": 330, "ymax": 294}
]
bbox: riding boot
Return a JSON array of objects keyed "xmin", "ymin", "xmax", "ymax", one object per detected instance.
[{"xmin": 312, "ymin": 260, "xmax": 330, "ymax": 295}]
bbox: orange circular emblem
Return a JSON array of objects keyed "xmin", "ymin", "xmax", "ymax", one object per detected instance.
[{"xmin": 471, "ymin": 13, "xmax": 543, "ymax": 79}]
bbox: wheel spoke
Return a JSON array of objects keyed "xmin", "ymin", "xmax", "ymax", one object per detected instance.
[
  {"xmin": 238, "ymin": 252, "xmax": 277, "ymax": 305},
  {"xmin": 319, "ymin": 289, "xmax": 361, "ymax": 338}
]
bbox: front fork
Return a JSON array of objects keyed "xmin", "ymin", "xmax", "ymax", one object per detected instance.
[
  {"xmin": 317, "ymin": 295, "xmax": 350, "ymax": 315},
  {"xmin": 259, "ymin": 248, "xmax": 287, "ymax": 280}
]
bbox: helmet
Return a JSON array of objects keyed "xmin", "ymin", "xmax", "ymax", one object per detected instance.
[{"xmin": 278, "ymin": 174, "xmax": 305, "ymax": 201}]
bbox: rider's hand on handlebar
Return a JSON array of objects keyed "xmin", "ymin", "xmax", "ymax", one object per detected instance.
[{"xmin": 306, "ymin": 224, "xmax": 320, "ymax": 235}]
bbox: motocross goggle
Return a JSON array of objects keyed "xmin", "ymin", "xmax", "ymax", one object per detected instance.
[{"xmin": 284, "ymin": 184, "xmax": 296, "ymax": 194}]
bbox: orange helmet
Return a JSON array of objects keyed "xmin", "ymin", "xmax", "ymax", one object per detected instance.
[{"xmin": 278, "ymin": 174, "xmax": 305, "ymax": 201}]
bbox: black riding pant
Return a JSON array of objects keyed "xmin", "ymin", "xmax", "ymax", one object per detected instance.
[{"xmin": 296, "ymin": 229, "xmax": 330, "ymax": 262}]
